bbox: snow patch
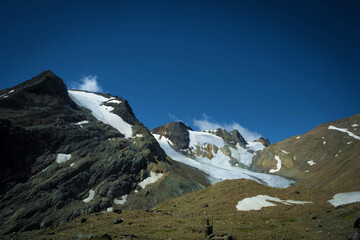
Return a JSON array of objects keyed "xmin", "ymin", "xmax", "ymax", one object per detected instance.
[
  {"xmin": 323, "ymin": 141, "xmax": 326, "ymax": 145},
  {"xmin": 269, "ymin": 155, "xmax": 281, "ymax": 173},
  {"xmin": 70, "ymin": 163, "xmax": 75, "ymax": 167},
  {"xmin": 296, "ymin": 136, "xmax": 301, "ymax": 139},
  {"xmin": 83, "ymin": 190, "xmax": 95, "ymax": 203},
  {"xmin": 281, "ymin": 149, "xmax": 289, "ymax": 154},
  {"xmin": 68, "ymin": 90, "xmax": 133, "ymax": 138},
  {"xmin": 130, "ymin": 134, "xmax": 143, "ymax": 139},
  {"xmin": 351, "ymin": 124, "xmax": 359, "ymax": 127},
  {"xmin": 328, "ymin": 191, "xmax": 360, "ymax": 207},
  {"xmin": 347, "ymin": 142, "xmax": 352, "ymax": 144},
  {"xmin": 1, "ymin": 90, "xmax": 15, "ymax": 98},
  {"xmin": 305, "ymin": 170, "xmax": 309, "ymax": 173},
  {"xmin": 114, "ymin": 194, "xmax": 127, "ymax": 205},
  {"xmin": 335, "ymin": 149, "xmax": 341, "ymax": 158},
  {"xmin": 41, "ymin": 166, "xmax": 50, "ymax": 172},
  {"xmin": 307, "ymin": 160, "xmax": 316, "ymax": 166},
  {"xmin": 236, "ymin": 195, "xmax": 312, "ymax": 211},
  {"xmin": 138, "ymin": 171, "xmax": 163, "ymax": 189},
  {"xmin": 56, "ymin": 153, "xmax": 72, "ymax": 163},
  {"xmin": 75, "ymin": 120, "xmax": 89, "ymax": 125},
  {"xmin": 107, "ymin": 207, "xmax": 113, "ymax": 212},
  {"xmin": 106, "ymin": 99, "xmax": 121, "ymax": 104},
  {"xmin": 246, "ymin": 141, "xmax": 265, "ymax": 152},
  {"xmin": 328, "ymin": 125, "xmax": 360, "ymax": 140}
]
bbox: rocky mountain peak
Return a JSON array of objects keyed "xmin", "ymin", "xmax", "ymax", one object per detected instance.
[
  {"xmin": 0, "ymin": 70, "xmax": 76, "ymax": 109},
  {"xmin": 151, "ymin": 122, "xmax": 193, "ymax": 150},
  {"xmin": 214, "ymin": 128, "xmax": 247, "ymax": 148},
  {"xmin": 255, "ymin": 137, "xmax": 271, "ymax": 147}
]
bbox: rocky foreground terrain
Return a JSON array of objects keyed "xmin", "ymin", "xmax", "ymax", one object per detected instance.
[
  {"xmin": 0, "ymin": 71, "xmax": 359, "ymax": 239},
  {"xmin": 4, "ymin": 180, "xmax": 360, "ymax": 240}
]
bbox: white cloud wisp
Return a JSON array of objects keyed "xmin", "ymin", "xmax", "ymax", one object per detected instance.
[
  {"xmin": 193, "ymin": 114, "xmax": 261, "ymax": 141},
  {"xmin": 76, "ymin": 75, "xmax": 102, "ymax": 92}
]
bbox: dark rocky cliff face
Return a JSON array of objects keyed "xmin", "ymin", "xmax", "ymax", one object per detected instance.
[{"xmin": 0, "ymin": 71, "xmax": 209, "ymax": 235}]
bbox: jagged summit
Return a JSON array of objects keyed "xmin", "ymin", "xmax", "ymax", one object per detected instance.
[{"xmin": 212, "ymin": 128, "xmax": 247, "ymax": 148}]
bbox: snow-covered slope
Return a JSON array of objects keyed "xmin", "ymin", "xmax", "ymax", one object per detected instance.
[
  {"xmin": 68, "ymin": 90, "xmax": 133, "ymax": 138},
  {"xmin": 152, "ymin": 129, "xmax": 294, "ymax": 188}
]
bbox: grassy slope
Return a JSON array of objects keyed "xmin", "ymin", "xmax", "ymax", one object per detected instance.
[{"xmin": 8, "ymin": 179, "xmax": 359, "ymax": 240}]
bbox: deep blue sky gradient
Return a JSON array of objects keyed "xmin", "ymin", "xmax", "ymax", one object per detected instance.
[{"xmin": 0, "ymin": 0, "xmax": 359, "ymax": 142}]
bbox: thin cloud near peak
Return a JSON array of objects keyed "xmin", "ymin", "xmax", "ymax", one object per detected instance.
[
  {"xmin": 193, "ymin": 114, "xmax": 261, "ymax": 142},
  {"xmin": 75, "ymin": 75, "xmax": 102, "ymax": 92}
]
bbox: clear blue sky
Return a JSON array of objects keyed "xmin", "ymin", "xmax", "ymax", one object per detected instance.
[{"xmin": 0, "ymin": 0, "xmax": 359, "ymax": 142}]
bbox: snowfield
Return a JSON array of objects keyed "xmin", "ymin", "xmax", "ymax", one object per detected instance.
[
  {"xmin": 189, "ymin": 130, "xmax": 264, "ymax": 167},
  {"xmin": 153, "ymin": 133, "xmax": 294, "ymax": 188},
  {"xmin": 68, "ymin": 90, "xmax": 133, "ymax": 138},
  {"xmin": 328, "ymin": 191, "xmax": 360, "ymax": 207},
  {"xmin": 236, "ymin": 195, "xmax": 312, "ymax": 211}
]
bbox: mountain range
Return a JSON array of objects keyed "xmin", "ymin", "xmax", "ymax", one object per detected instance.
[{"xmin": 0, "ymin": 71, "xmax": 359, "ymax": 239}]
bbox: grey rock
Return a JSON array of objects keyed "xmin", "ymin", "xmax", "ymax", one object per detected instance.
[
  {"xmin": 151, "ymin": 122, "xmax": 193, "ymax": 150},
  {"xmin": 255, "ymin": 137, "xmax": 271, "ymax": 147},
  {"xmin": 101, "ymin": 233, "xmax": 112, "ymax": 239},
  {"xmin": 113, "ymin": 218, "xmax": 123, "ymax": 224}
]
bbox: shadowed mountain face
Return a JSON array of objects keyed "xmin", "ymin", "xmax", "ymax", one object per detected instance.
[
  {"xmin": 251, "ymin": 114, "xmax": 360, "ymax": 192},
  {"xmin": 0, "ymin": 71, "xmax": 209, "ymax": 234}
]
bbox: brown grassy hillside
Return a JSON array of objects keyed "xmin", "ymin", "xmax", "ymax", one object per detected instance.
[{"xmin": 7, "ymin": 179, "xmax": 359, "ymax": 240}]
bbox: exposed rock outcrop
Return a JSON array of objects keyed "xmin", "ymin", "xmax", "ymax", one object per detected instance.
[
  {"xmin": 255, "ymin": 137, "xmax": 271, "ymax": 147},
  {"xmin": 214, "ymin": 128, "xmax": 247, "ymax": 148},
  {"xmin": 151, "ymin": 121, "xmax": 193, "ymax": 150}
]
